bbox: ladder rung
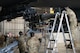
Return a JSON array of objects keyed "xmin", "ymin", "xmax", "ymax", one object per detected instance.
[
  {"xmin": 50, "ymin": 39, "xmax": 55, "ymax": 41},
  {"xmin": 65, "ymin": 31, "xmax": 69, "ymax": 33},
  {"xmin": 47, "ymin": 48, "xmax": 53, "ymax": 50},
  {"xmin": 66, "ymin": 39, "xmax": 70, "ymax": 41}
]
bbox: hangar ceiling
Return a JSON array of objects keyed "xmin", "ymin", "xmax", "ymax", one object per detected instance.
[
  {"xmin": 0, "ymin": 0, "xmax": 80, "ymax": 8},
  {"xmin": 29, "ymin": 0, "xmax": 80, "ymax": 8}
]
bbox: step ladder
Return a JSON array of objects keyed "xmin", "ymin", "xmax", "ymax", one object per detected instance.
[{"xmin": 46, "ymin": 11, "xmax": 76, "ymax": 53}]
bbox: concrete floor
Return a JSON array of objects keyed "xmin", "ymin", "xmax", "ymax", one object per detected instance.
[
  {"xmin": 39, "ymin": 43, "xmax": 80, "ymax": 53},
  {"xmin": 38, "ymin": 33, "xmax": 80, "ymax": 53}
]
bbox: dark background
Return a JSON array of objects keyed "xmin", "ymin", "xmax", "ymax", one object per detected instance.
[{"xmin": 29, "ymin": 0, "xmax": 80, "ymax": 8}]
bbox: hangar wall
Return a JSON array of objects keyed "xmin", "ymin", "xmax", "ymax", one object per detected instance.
[{"xmin": 0, "ymin": 17, "xmax": 25, "ymax": 35}]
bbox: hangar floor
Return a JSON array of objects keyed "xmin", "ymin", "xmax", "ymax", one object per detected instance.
[{"xmin": 39, "ymin": 43, "xmax": 80, "ymax": 53}]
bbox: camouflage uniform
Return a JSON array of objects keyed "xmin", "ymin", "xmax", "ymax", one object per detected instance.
[
  {"xmin": 28, "ymin": 36, "xmax": 40, "ymax": 53},
  {"xmin": 17, "ymin": 35, "xmax": 27, "ymax": 53},
  {"xmin": 0, "ymin": 34, "xmax": 5, "ymax": 48},
  {"xmin": 65, "ymin": 7, "xmax": 78, "ymax": 47},
  {"xmin": 6, "ymin": 37, "xmax": 14, "ymax": 45}
]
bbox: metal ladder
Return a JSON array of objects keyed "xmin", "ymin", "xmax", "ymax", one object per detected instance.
[{"xmin": 46, "ymin": 11, "xmax": 76, "ymax": 53}]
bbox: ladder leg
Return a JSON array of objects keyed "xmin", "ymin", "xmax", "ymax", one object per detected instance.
[
  {"xmin": 65, "ymin": 13, "xmax": 76, "ymax": 53},
  {"xmin": 61, "ymin": 24, "xmax": 68, "ymax": 53},
  {"xmin": 52, "ymin": 11, "xmax": 64, "ymax": 53},
  {"xmin": 50, "ymin": 12, "xmax": 60, "ymax": 40},
  {"xmin": 46, "ymin": 12, "xmax": 60, "ymax": 53}
]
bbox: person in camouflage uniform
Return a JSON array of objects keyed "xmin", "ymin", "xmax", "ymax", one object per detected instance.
[
  {"xmin": 6, "ymin": 32, "xmax": 15, "ymax": 45},
  {"xmin": 17, "ymin": 31, "xmax": 28, "ymax": 53},
  {"xmin": 0, "ymin": 32, "xmax": 5, "ymax": 48},
  {"xmin": 28, "ymin": 32, "xmax": 40, "ymax": 53},
  {"xmin": 65, "ymin": 7, "xmax": 78, "ymax": 48}
]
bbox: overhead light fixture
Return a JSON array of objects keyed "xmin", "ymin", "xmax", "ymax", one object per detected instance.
[{"xmin": 50, "ymin": 7, "xmax": 54, "ymax": 14}]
